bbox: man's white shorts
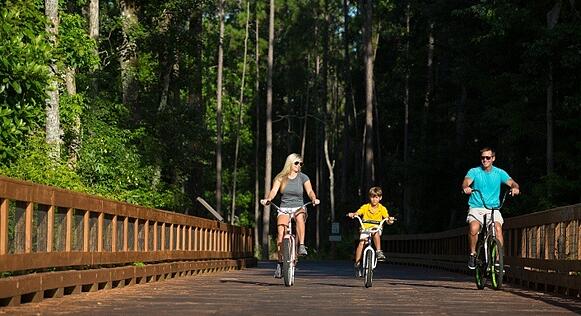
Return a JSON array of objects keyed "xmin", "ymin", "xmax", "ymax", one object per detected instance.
[{"xmin": 466, "ymin": 208, "xmax": 504, "ymax": 226}]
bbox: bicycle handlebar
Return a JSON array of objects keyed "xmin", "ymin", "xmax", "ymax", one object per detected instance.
[
  {"xmin": 465, "ymin": 189, "xmax": 511, "ymax": 210},
  {"xmin": 260, "ymin": 200, "xmax": 313, "ymax": 214},
  {"xmin": 351, "ymin": 215, "xmax": 396, "ymax": 234}
]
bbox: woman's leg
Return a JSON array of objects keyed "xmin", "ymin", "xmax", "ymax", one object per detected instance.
[
  {"xmin": 295, "ymin": 211, "xmax": 306, "ymax": 245},
  {"xmin": 276, "ymin": 214, "xmax": 290, "ymax": 261}
]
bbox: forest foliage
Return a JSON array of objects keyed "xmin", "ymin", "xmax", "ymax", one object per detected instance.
[{"xmin": 0, "ymin": 0, "xmax": 579, "ymax": 252}]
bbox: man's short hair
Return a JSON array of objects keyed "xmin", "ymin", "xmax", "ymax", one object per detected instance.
[
  {"xmin": 480, "ymin": 147, "xmax": 495, "ymax": 156},
  {"xmin": 368, "ymin": 186, "xmax": 383, "ymax": 197}
]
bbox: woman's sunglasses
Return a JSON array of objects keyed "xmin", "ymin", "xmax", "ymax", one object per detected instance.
[{"xmin": 294, "ymin": 161, "xmax": 304, "ymax": 166}]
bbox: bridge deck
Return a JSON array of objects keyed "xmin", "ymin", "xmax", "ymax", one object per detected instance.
[{"xmin": 1, "ymin": 261, "xmax": 579, "ymax": 315}]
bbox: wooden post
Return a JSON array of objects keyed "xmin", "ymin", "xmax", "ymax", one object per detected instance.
[
  {"xmin": 176, "ymin": 224, "xmax": 180, "ymax": 251},
  {"xmin": 25, "ymin": 202, "xmax": 33, "ymax": 253},
  {"xmin": 112, "ymin": 215, "xmax": 117, "ymax": 252},
  {"xmin": 161, "ymin": 222, "xmax": 166, "ymax": 251},
  {"xmin": 170, "ymin": 223, "xmax": 174, "ymax": 251},
  {"xmin": 47, "ymin": 205, "xmax": 54, "ymax": 252},
  {"xmin": 65, "ymin": 208, "xmax": 73, "ymax": 251},
  {"xmin": 153, "ymin": 221, "xmax": 158, "ymax": 251},
  {"xmin": 134, "ymin": 218, "xmax": 139, "ymax": 251},
  {"xmin": 144, "ymin": 220, "xmax": 149, "ymax": 251},
  {"xmin": 98, "ymin": 212, "xmax": 104, "ymax": 252},
  {"xmin": 188, "ymin": 226, "xmax": 192, "ymax": 251},
  {"xmin": 123, "ymin": 217, "xmax": 129, "ymax": 252},
  {"xmin": 0, "ymin": 199, "xmax": 8, "ymax": 255},
  {"xmin": 83, "ymin": 210, "xmax": 90, "ymax": 252}
]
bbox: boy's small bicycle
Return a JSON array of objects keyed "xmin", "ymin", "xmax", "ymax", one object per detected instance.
[
  {"xmin": 352, "ymin": 215, "xmax": 395, "ymax": 288},
  {"xmin": 469, "ymin": 189, "xmax": 510, "ymax": 290},
  {"xmin": 261, "ymin": 200, "xmax": 312, "ymax": 287}
]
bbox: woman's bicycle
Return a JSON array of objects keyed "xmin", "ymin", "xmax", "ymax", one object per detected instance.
[
  {"xmin": 352, "ymin": 215, "xmax": 395, "ymax": 288},
  {"xmin": 260, "ymin": 200, "xmax": 312, "ymax": 287},
  {"xmin": 469, "ymin": 189, "xmax": 510, "ymax": 290}
]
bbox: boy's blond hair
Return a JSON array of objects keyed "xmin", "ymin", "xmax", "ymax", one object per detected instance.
[{"xmin": 368, "ymin": 186, "xmax": 382, "ymax": 197}]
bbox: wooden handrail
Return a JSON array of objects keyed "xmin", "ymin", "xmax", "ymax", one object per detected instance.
[
  {"xmin": 0, "ymin": 175, "xmax": 254, "ymax": 273},
  {"xmin": 383, "ymin": 203, "xmax": 581, "ymax": 295}
]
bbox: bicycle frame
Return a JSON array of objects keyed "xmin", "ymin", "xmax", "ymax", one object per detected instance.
[
  {"xmin": 471, "ymin": 189, "xmax": 510, "ymax": 290},
  {"xmin": 267, "ymin": 202, "xmax": 312, "ymax": 286},
  {"xmin": 353, "ymin": 216, "xmax": 391, "ymax": 288}
]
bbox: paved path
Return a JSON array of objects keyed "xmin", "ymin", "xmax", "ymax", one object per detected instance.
[{"xmin": 1, "ymin": 261, "xmax": 580, "ymax": 315}]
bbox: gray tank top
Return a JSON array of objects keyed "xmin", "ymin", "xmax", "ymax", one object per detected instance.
[{"xmin": 280, "ymin": 172, "xmax": 310, "ymax": 208}]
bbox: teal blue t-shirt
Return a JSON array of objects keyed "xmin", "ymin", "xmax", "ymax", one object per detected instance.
[{"xmin": 465, "ymin": 166, "xmax": 510, "ymax": 209}]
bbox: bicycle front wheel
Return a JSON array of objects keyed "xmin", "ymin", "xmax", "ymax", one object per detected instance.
[
  {"xmin": 475, "ymin": 241, "xmax": 485, "ymax": 290},
  {"xmin": 282, "ymin": 238, "xmax": 294, "ymax": 286},
  {"xmin": 490, "ymin": 238, "xmax": 504, "ymax": 290},
  {"xmin": 364, "ymin": 250, "xmax": 374, "ymax": 288}
]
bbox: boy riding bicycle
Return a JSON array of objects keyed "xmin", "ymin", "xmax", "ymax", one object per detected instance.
[{"xmin": 347, "ymin": 187, "xmax": 394, "ymax": 271}]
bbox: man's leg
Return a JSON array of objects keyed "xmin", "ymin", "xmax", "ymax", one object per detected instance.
[
  {"xmin": 467, "ymin": 220, "xmax": 480, "ymax": 269},
  {"xmin": 469, "ymin": 220, "xmax": 481, "ymax": 254},
  {"xmin": 495, "ymin": 222, "xmax": 503, "ymax": 246}
]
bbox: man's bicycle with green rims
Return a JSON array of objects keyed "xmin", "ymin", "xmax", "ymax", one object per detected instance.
[{"xmin": 470, "ymin": 189, "xmax": 511, "ymax": 290}]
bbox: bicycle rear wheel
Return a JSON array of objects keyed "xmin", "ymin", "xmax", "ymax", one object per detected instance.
[
  {"xmin": 364, "ymin": 249, "xmax": 374, "ymax": 288},
  {"xmin": 490, "ymin": 238, "xmax": 504, "ymax": 290},
  {"xmin": 282, "ymin": 238, "xmax": 294, "ymax": 286},
  {"xmin": 474, "ymin": 241, "xmax": 485, "ymax": 290}
]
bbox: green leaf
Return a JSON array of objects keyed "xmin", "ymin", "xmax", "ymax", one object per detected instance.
[{"xmin": 11, "ymin": 81, "xmax": 22, "ymax": 94}]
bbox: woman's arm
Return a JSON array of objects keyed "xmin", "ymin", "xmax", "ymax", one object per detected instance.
[
  {"xmin": 303, "ymin": 180, "xmax": 320, "ymax": 205},
  {"xmin": 264, "ymin": 178, "xmax": 282, "ymax": 202}
]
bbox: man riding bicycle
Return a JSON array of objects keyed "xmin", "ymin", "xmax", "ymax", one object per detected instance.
[{"xmin": 462, "ymin": 147, "xmax": 520, "ymax": 270}]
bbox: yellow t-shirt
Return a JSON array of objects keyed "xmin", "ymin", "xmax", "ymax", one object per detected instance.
[{"xmin": 356, "ymin": 203, "xmax": 389, "ymax": 229}]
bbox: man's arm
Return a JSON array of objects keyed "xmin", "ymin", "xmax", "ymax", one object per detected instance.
[
  {"xmin": 462, "ymin": 177, "xmax": 474, "ymax": 194},
  {"xmin": 506, "ymin": 179, "xmax": 520, "ymax": 196}
]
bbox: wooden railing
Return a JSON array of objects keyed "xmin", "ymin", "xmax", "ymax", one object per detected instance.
[
  {"xmin": 0, "ymin": 176, "xmax": 256, "ymax": 306},
  {"xmin": 383, "ymin": 203, "xmax": 581, "ymax": 296}
]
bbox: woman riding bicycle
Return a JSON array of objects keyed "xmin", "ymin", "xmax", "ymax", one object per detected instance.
[
  {"xmin": 462, "ymin": 147, "xmax": 520, "ymax": 270},
  {"xmin": 262, "ymin": 153, "xmax": 320, "ymax": 278}
]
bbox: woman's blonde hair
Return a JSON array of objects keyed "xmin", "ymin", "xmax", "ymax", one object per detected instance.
[{"xmin": 275, "ymin": 153, "xmax": 303, "ymax": 192}]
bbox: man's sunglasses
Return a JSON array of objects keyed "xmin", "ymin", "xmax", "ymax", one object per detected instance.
[
  {"xmin": 481, "ymin": 156, "xmax": 493, "ymax": 161},
  {"xmin": 294, "ymin": 161, "xmax": 304, "ymax": 166}
]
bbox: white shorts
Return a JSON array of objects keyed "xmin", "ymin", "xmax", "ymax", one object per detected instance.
[
  {"xmin": 466, "ymin": 208, "xmax": 504, "ymax": 226},
  {"xmin": 277, "ymin": 207, "xmax": 306, "ymax": 219},
  {"xmin": 359, "ymin": 229, "xmax": 382, "ymax": 240}
]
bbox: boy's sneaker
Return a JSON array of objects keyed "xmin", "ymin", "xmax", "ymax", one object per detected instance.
[
  {"xmin": 468, "ymin": 254, "xmax": 477, "ymax": 270},
  {"xmin": 354, "ymin": 262, "xmax": 362, "ymax": 277},
  {"xmin": 377, "ymin": 250, "xmax": 386, "ymax": 261},
  {"xmin": 274, "ymin": 262, "xmax": 282, "ymax": 278},
  {"xmin": 298, "ymin": 244, "xmax": 308, "ymax": 256}
]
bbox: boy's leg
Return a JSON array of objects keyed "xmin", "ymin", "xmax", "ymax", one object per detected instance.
[
  {"xmin": 373, "ymin": 233, "xmax": 386, "ymax": 261},
  {"xmin": 354, "ymin": 240, "xmax": 364, "ymax": 263}
]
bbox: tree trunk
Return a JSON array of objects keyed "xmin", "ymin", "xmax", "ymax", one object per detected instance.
[
  {"xmin": 231, "ymin": 0, "xmax": 251, "ymax": 224},
  {"xmin": 546, "ymin": 1, "xmax": 561, "ymax": 175},
  {"xmin": 188, "ymin": 4, "xmax": 204, "ymax": 115},
  {"xmin": 363, "ymin": 0, "xmax": 375, "ymax": 189},
  {"xmin": 65, "ymin": 67, "xmax": 81, "ymax": 169},
  {"xmin": 89, "ymin": 0, "xmax": 99, "ymax": 40},
  {"xmin": 118, "ymin": 0, "xmax": 139, "ymax": 121},
  {"xmin": 215, "ymin": 0, "xmax": 225, "ymax": 216},
  {"xmin": 45, "ymin": 0, "xmax": 60, "ymax": 161},
  {"xmin": 158, "ymin": 11, "xmax": 173, "ymax": 113},
  {"xmin": 254, "ymin": 1, "xmax": 261, "ymax": 255},
  {"xmin": 403, "ymin": 0, "xmax": 412, "ymax": 227},
  {"xmin": 421, "ymin": 21, "xmax": 434, "ymax": 150},
  {"xmin": 263, "ymin": 0, "xmax": 275, "ymax": 259},
  {"xmin": 341, "ymin": 0, "xmax": 354, "ymax": 204},
  {"xmin": 88, "ymin": 0, "xmax": 99, "ymax": 92}
]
